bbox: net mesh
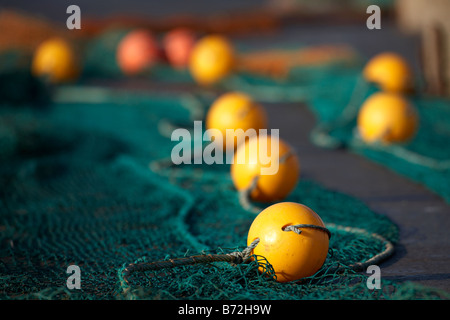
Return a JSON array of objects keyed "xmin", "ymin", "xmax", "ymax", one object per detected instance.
[
  {"xmin": 1, "ymin": 31, "xmax": 449, "ymax": 300},
  {"xmin": 223, "ymin": 60, "xmax": 450, "ymax": 204}
]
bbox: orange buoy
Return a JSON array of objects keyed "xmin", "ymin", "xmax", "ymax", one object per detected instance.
[
  {"xmin": 117, "ymin": 29, "xmax": 160, "ymax": 75},
  {"xmin": 163, "ymin": 28, "xmax": 196, "ymax": 69},
  {"xmin": 357, "ymin": 92, "xmax": 418, "ymax": 144},
  {"xmin": 32, "ymin": 37, "xmax": 79, "ymax": 83},
  {"xmin": 231, "ymin": 134, "xmax": 300, "ymax": 203},
  {"xmin": 247, "ymin": 202, "xmax": 330, "ymax": 282},
  {"xmin": 363, "ymin": 52, "xmax": 413, "ymax": 93},
  {"xmin": 189, "ymin": 34, "xmax": 234, "ymax": 85}
]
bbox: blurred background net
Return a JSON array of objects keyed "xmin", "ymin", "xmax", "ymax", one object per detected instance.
[{"xmin": 1, "ymin": 0, "xmax": 450, "ymax": 300}]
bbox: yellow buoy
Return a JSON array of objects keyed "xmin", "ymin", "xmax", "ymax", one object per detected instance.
[
  {"xmin": 189, "ymin": 35, "xmax": 234, "ymax": 86},
  {"xmin": 206, "ymin": 91, "xmax": 267, "ymax": 151},
  {"xmin": 363, "ymin": 52, "xmax": 413, "ymax": 93},
  {"xmin": 32, "ymin": 38, "xmax": 79, "ymax": 83},
  {"xmin": 357, "ymin": 92, "xmax": 418, "ymax": 144},
  {"xmin": 247, "ymin": 202, "xmax": 330, "ymax": 283},
  {"xmin": 231, "ymin": 134, "xmax": 300, "ymax": 203}
]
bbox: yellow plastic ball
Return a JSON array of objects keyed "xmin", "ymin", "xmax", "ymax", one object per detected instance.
[
  {"xmin": 189, "ymin": 35, "xmax": 234, "ymax": 86},
  {"xmin": 363, "ymin": 52, "xmax": 413, "ymax": 93},
  {"xmin": 231, "ymin": 135, "xmax": 300, "ymax": 203},
  {"xmin": 32, "ymin": 38, "xmax": 79, "ymax": 83},
  {"xmin": 206, "ymin": 92, "xmax": 267, "ymax": 151},
  {"xmin": 357, "ymin": 92, "xmax": 418, "ymax": 144},
  {"xmin": 247, "ymin": 202, "xmax": 329, "ymax": 283}
]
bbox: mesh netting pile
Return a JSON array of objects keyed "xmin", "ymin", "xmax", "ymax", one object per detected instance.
[
  {"xmin": 1, "ymin": 30, "xmax": 450, "ymax": 300},
  {"xmin": 222, "ymin": 59, "xmax": 450, "ymax": 204}
]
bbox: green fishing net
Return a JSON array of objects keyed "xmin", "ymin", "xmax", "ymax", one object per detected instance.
[
  {"xmin": 309, "ymin": 78, "xmax": 450, "ymax": 204},
  {"xmin": 221, "ymin": 56, "xmax": 450, "ymax": 205},
  {"xmin": 1, "ymin": 33, "xmax": 449, "ymax": 300}
]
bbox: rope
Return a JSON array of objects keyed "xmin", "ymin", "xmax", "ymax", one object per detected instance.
[
  {"xmin": 308, "ymin": 74, "xmax": 450, "ymax": 171},
  {"xmin": 326, "ymin": 223, "xmax": 395, "ymax": 272},
  {"xmin": 119, "ymin": 221, "xmax": 394, "ymax": 293},
  {"xmin": 120, "ymin": 224, "xmax": 331, "ymax": 289},
  {"xmin": 222, "ymin": 74, "xmax": 316, "ymax": 103},
  {"xmin": 238, "ymin": 176, "xmax": 262, "ymax": 214},
  {"xmin": 120, "ymin": 238, "xmax": 261, "ymax": 287},
  {"xmin": 156, "ymin": 94, "xmax": 207, "ymax": 138},
  {"xmin": 283, "ymin": 224, "xmax": 332, "ymax": 239},
  {"xmin": 310, "ymin": 74, "xmax": 369, "ymax": 149},
  {"xmin": 350, "ymin": 136, "xmax": 450, "ymax": 170}
]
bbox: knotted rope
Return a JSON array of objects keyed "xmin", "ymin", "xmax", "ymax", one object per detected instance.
[
  {"xmin": 120, "ymin": 224, "xmax": 331, "ymax": 288},
  {"xmin": 120, "ymin": 238, "xmax": 261, "ymax": 288},
  {"xmin": 119, "ymin": 220, "xmax": 395, "ymax": 298}
]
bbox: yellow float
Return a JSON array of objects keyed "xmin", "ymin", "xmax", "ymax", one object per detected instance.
[
  {"xmin": 357, "ymin": 92, "xmax": 418, "ymax": 144},
  {"xmin": 363, "ymin": 52, "xmax": 413, "ymax": 93},
  {"xmin": 206, "ymin": 92, "xmax": 267, "ymax": 151},
  {"xmin": 247, "ymin": 202, "xmax": 330, "ymax": 283},
  {"xmin": 231, "ymin": 135, "xmax": 300, "ymax": 203},
  {"xmin": 32, "ymin": 37, "xmax": 79, "ymax": 83},
  {"xmin": 189, "ymin": 35, "xmax": 234, "ymax": 86}
]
